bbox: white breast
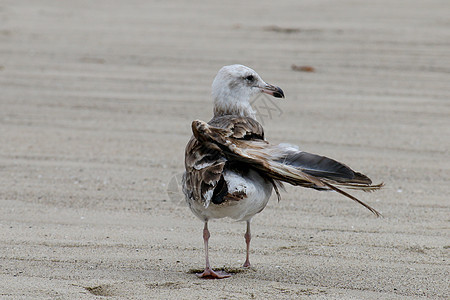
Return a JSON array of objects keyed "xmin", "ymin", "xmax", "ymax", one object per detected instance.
[{"xmin": 188, "ymin": 169, "xmax": 273, "ymax": 222}]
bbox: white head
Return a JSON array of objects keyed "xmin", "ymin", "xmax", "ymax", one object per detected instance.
[{"xmin": 211, "ymin": 64, "xmax": 284, "ymax": 119}]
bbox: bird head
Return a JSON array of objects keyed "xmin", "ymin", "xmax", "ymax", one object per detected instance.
[{"xmin": 211, "ymin": 64, "xmax": 284, "ymax": 118}]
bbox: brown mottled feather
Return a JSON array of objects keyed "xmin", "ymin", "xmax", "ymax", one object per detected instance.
[
  {"xmin": 190, "ymin": 119, "xmax": 383, "ymax": 217},
  {"xmin": 184, "ymin": 116, "xmax": 277, "ymax": 207}
]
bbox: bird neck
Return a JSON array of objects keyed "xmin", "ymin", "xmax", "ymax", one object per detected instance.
[{"xmin": 213, "ymin": 97, "xmax": 256, "ymax": 119}]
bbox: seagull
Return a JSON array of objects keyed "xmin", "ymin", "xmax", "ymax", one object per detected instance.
[{"xmin": 182, "ymin": 64, "xmax": 382, "ymax": 279}]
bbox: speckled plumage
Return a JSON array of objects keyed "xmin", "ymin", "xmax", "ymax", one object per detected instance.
[{"xmin": 182, "ymin": 65, "xmax": 382, "ymax": 279}]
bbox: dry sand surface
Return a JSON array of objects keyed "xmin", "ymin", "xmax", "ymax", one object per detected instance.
[{"xmin": 1, "ymin": 0, "xmax": 449, "ymax": 299}]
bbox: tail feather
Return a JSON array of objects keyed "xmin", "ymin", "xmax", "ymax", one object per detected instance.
[
  {"xmin": 278, "ymin": 151, "xmax": 356, "ymax": 181},
  {"xmin": 260, "ymin": 159, "xmax": 382, "ymax": 216},
  {"xmin": 323, "ymin": 180, "xmax": 384, "ymax": 192},
  {"xmin": 276, "ymin": 150, "xmax": 374, "ymax": 185},
  {"xmin": 321, "ymin": 181, "xmax": 382, "ymax": 217},
  {"xmin": 265, "ymin": 158, "xmax": 383, "ymax": 217}
]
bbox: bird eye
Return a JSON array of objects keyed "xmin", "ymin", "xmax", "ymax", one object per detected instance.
[{"xmin": 245, "ymin": 75, "xmax": 254, "ymax": 81}]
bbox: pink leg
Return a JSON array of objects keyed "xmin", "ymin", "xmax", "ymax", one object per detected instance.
[
  {"xmin": 243, "ymin": 220, "xmax": 251, "ymax": 267},
  {"xmin": 196, "ymin": 221, "xmax": 231, "ymax": 279}
]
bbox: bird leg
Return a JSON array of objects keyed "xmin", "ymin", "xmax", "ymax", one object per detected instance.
[
  {"xmin": 243, "ymin": 220, "xmax": 251, "ymax": 267},
  {"xmin": 196, "ymin": 221, "xmax": 231, "ymax": 279}
]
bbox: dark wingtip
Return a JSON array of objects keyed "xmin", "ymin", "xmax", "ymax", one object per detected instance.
[{"xmin": 353, "ymin": 172, "xmax": 373, "ymax": 184}]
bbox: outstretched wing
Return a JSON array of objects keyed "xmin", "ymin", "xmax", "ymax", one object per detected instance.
[
  {"xmin": 191, "ymin": 119, "xmax": 383, "ymax": 217},
  {"xmin": 183, "ymin": 116, "xmax": 274, "ymax": 208}
]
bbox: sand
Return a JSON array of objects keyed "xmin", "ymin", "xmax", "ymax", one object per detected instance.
[{"xmin": 0, "ymin": 0, "xmax": 449, "ymax": 299}]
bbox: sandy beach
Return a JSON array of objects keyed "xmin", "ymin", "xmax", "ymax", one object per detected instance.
[{"xmin": 1, "ymin": 0, "xmax": 449, "ymax": 298}]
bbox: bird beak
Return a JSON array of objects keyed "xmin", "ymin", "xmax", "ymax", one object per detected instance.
[{"xmin": 261, "ymin": 84, "xmax": 285, "ymax": 98}]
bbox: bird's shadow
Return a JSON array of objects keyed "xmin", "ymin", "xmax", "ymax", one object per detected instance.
[{"xmin": 188, "ymin": 266, "xmax": 256, "ymax": 277}]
